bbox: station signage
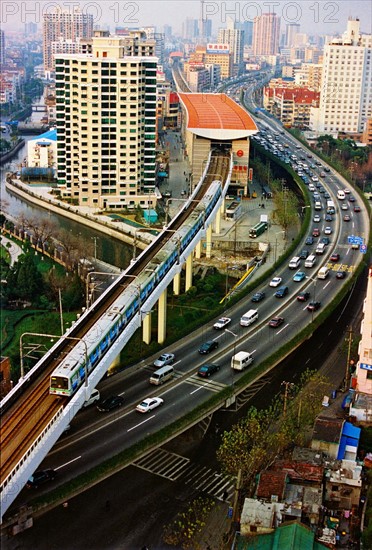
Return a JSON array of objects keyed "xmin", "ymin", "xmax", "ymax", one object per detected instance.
[{"xmin": 360, "ymin": 363, "xmax": 372, "ymax": 371}]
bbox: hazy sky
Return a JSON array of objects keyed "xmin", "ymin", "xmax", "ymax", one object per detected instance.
[{"xmin": 2, "ymin": 0, "xmax": 371, "ymax": 36}]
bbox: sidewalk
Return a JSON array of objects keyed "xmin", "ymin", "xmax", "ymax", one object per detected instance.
[{"xmin": 0, "ymin": 235, "xmax": 23, "ymax": 265}]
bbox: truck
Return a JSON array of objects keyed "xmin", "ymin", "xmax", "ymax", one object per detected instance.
[
  {"xmin": 231, "ymin": 351, "xmax": 254, "ymax": 371},
  {"xmin": 249, "ymin": 221, "xmax": 267, "ymax": 238}
]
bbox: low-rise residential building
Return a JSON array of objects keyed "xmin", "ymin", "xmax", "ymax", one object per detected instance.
[{"xmin": 263, "ymin": 86, "xmax": 320, "ymax": 128}]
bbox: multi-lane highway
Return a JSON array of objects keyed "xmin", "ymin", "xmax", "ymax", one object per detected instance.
[{"xmin": 9, "ymin": 136, "xmax": 369, "ymax": 511}]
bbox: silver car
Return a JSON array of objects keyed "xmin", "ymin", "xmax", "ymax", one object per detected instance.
[{"xmin": 153, "ymin": 353, "xmax": 175, "ymax": 368}]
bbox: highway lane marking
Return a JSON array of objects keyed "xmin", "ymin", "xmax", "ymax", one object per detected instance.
[
  {"xmin": 276, "ymin": 324, "xmax": 289, "ymax": 334},
  {"xmin": 323, "ymin": 281, "xmax": 331, "ymax": 290},
  {"xmin": 55, "ymin": 456, "xmax": 81, "ymax": 470},
  {"xmin": 127, "ymin": 414, "xmax": 156, "ymax": 432}
]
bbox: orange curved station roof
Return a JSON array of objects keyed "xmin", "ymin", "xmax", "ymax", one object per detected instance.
[{"xmin": 179, "ymin": 93, "xmax": 258, "ymax": 140}]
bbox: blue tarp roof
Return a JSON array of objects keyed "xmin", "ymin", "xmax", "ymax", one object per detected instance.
[
  {"xmin": 35, "ymin": 128, "xmax": 57, "ymax": 141},
  {"xmin": 337, "ymin": 422, "xmax": 361, "ymax": 460}
]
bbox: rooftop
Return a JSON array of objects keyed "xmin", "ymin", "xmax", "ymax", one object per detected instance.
[{"xmin": 178, "ymin": 93, "xmax": 258, "ymax": 140}]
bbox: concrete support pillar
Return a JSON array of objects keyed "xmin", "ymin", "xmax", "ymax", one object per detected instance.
[
  {"xmin": 205, "ymin": 224, "xmax": 212, "ymax": 259},
  {"xmin": 185, "ymin": 253, "xmax": 193, "ymax": 291},
  {"xmin": 158, "ymin": 287, "xmax": 167, "ymax": 344},
  {"xmin": 142, "ymin": 311, "xmax": 152, "ymax": 345},
  {"xmin": 195, "ymin": 240, "xmax": 201, "ymax": 259},
  {"xmin": 215, "ymin": 207, "xmax": 221, "ymax": 235},
  {"xmin": 173, "ymin": 272, "xmax": 180, "ymax": 296}
]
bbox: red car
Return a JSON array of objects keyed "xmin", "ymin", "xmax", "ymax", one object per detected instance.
[
  {"xmin": 330, "ymin": 253, "xmax": 340, "ymax": 262},
  {"xmin": 354, "ymin": 205, "xmax": 361, "ymax": 213},
  {"xmin": 268, "ymin": 316, "xmax": 284, "ymax": 328},
  {"xmin": 312, "ymin": 228, "xmax": 320, "ymax": 237}
]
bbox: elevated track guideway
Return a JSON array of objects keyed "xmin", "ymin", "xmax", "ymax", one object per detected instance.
[{"xmin": 0, "ymin": 152, "xmax": 232, "ymax": 520}]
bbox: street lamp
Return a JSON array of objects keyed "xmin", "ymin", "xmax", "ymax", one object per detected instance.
[
  {"xmin": 132, "ymin": 228, "xmax": 152, "ymax": 262},
  {"xmin": 85, "ymin": 271, "xmax": 120, "ymax": 309},
  {"xmin": 91, "ymin": 236, "xmax": 99, "ymax": 261},
  {"xmin": 20, "ymin": 332, "xmax": 88, "ymax": 386},
  {"xmin": 274, "ymin": 230, "xmax": 286, "ymax": 264}
]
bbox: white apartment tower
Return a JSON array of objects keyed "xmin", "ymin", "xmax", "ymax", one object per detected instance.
[
  {"xmin": 218, "ymin": 18, "xmax": 244, "ymax": 74},
  {"xmin": 43, "ymin": 7, "xmax": 93, "ymax": 74},
  {"xmin": 313, "ymin": 18, "xmax": 372, "ymax": 135},
  {"xmin": 253, "ymin": 13, "xmax": 280, "ymax": 56},
  {"xmin": 55, "ymin": 32, "xmax": 158, "ymax": 210}
]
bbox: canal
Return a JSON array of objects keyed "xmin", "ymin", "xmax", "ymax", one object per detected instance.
[{"xmin": 1, "ymin": 140, "xmax": 133, "ymax": 270}]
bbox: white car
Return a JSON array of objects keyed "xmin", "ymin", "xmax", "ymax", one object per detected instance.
[
  {"xmin": 324, "ymin": 227, "xmax": 332, "ymax": 235},
  {"xmin": 136, "ymin": 397, "xmax": 164, "ymax": 413},
  {"xmin": 341, "ymin": 203, "xmax": 348, "ymax": 211},
  {"xmin": 313, "ymin": 214, "xmax": 321, "ymax": 223},
  {"xmin": 269, "ymin": 277, "xmax": 282, "ymax": 287},
  {"xmin": 153, "ymin": 353, "xmax": 175, "ymax": 368},
  {"xmin": 213, "ymin": 317, "xmax": 231, "ymax": 330}
]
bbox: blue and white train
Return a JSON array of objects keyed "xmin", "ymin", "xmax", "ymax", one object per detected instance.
[{"xmin": 50, "ymin": 180, "xmax": 223, "ymax": 397}]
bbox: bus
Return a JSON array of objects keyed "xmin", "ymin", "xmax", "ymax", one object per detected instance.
[{"xmin": 249, "ymin": 221, "xmax": 268, "ymax": 238}]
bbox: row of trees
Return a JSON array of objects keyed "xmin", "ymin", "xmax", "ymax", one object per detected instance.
[
  {"xmin": 217, "ymin": 370, "xmax": 329, "ymax": 490},
  {"xmin": 0, "ymin": 246, "xmax": 84, "ymax": 312}
]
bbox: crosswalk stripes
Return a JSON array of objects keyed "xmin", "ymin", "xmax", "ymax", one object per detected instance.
[
  {"xmin": 184, "ymin": 375, "xmax": 227, "ymax": 393},
  {"xmin": 133, "ymin": 448, "xmax": 235, "ymax": 501}
]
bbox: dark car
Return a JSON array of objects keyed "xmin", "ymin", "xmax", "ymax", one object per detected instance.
[
  {"xmin": 305, "ymin": 236, "xmax": 314, "ymax": 245},
  {"xmin": 348, "ymin": 195, "xmax": 355, "ymax": 202},
  {"xmin": 307, "ymin": 301, "xmax": 321, "ymax": 312},
  {"xmin": 275, "ymin": 286, "xmax": 289, "ymax": 298},
  {"xmin": 320, "ymin": 237, "xmax": 330, "ymax": 245},
  {"xmin": 312, "ymin": 228, "xmax": 320, "ymax": 237},
  {"xmin": 297, "ymin": 291, "xmax": 310, "ymax": 302},
  {"xmin": 268, "ymin": 316, "xmax": 284, "ymax": 328},
  {"xmin": 251, "ymin": 291, "xmax": 265, "ymax": 302},
  {"xmin": 325, "ymin": 214, "xmax": 333, "ymax": 222},
  {"xmin": 197, "ymin": 363, "xmax": 220, "ymax": 377},
  {"xmin": 97, "ymin": 395, "xmax": 125, "ymax": 412},
  {"xmin": 26, "ymin": 469, "xmax": 56, "ymax": 489},
  {"xmin": 330, "ymin": 253, "xmax": 340, "ymax": 262},
  {"xmin": 354, "ymin": 205, "xmax": 361, "ymax": 213},
  {"xmin": 299, "ymin": 249, "xmax": 308, "ymax": 260},
  {"xmin": 336, "ymin": 270, "xmax": 347, "ymax": 279},
  {"xmin": 343, "ymin": 214, "xmax": 351, "ymax": 222},
  {"xmin": 198, "ymin": 340, "xmax": 219, "ymax": 354}
]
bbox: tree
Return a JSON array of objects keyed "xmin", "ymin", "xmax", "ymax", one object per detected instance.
[
  {"xmin": 271, "ymin": 180, "xmax": 299, "ymax": 236},
  {"xmin": 163, "ymin": 497, "xmax": 215, "ymax": 550},
  {"xmin": 6, "ymin": 253, "xmax": 44, "ymax": 304}
]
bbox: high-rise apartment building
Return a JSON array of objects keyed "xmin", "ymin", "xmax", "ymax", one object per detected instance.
[
  {"xmin": 253, "ymin": 13, "xmax": 280, "ymax": 56},
  {"xmin": 0, "ymin": 30, "xmax": 5, "ymax": 65},
  {"xmin": 183, "ymin": 18, "xmax": 199, "ymax": 40},
  {"xmin": 55, "ymin": 31, "xmax": 158, "ymax": 210},
  {"xmin": 285, "ymin": 23, "xmax": 300, "ymax": 47},
  {"xmin": 43, "ymin": 7, "xmax": 93, "ymax": 75},
  {"xmin": 310, "ymin": 18, "xmax": 372, "ymax": 135},
  {"xmin": 218, "ymin": 18, "xmax": 244, "ymax": 74}
]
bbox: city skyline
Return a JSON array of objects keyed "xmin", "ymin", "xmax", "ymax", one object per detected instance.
[{"xmin": 1, "ymin": 1, "xmax": 371, "ymax": 36}]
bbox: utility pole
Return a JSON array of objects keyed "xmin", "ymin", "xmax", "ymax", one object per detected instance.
[
  {"xmin": 344, "ymin": 327, "xmax": 353, "ymax": 391},
  {"xmin": 282, "ymin": 380, "xmax": 294, "ymax": 417}
]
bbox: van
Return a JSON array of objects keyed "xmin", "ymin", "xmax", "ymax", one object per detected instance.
[
  {"xmin": 149, "ymin": 365, "xmax": 174, "ymax": 385},
  {"xmin": 304, "ymin": 254, "xmax": 316, "ymax": 268},
  {"xmin": 231, "ymin": 351, "xmax": 254, "ymax": 371},
  {"xmin": 317, "ymin": 266, "xmax": 329, "ymax": 279},
  {"xmin": 337, "ymin": 190, "xmax": 346, "ymax": 200},
  {"xmin": 240, "ymin": 309, "xmax": 258, "ymax": 327},
  {"xmin": 83, "ymin": 388, "xmax": 100, "ymax": 408},
  {"xmin": 316, "ymin": 243, "xmax": 326, "ymax": 255},
  {"xmin": 288, "ymin": 256, "xmax": 300, "ymax": 269}
]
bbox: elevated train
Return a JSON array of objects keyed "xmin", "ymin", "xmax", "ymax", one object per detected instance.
[{"xmin": 50, "ymin": 180, "xmax": 223, "ymax": 397}]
